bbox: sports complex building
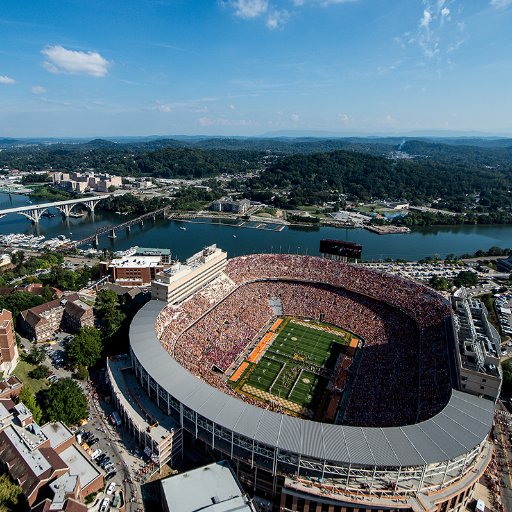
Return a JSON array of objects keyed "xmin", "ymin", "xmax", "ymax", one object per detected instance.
[{"xmin": 128, "ymin": 251, "xmax": 496, "ymax": 512}]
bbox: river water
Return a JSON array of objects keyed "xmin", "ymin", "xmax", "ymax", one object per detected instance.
[{"xmin": 1, "ymin": 193, "xmax": 511, "ymax": 261}]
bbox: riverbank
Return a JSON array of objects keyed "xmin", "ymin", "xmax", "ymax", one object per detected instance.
[{"xmin": 1, "ymin": 193, "xmax": 512, "ymax": 262}]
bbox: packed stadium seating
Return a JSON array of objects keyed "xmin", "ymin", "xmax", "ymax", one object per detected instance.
[{"xmin": 155, "ymin": 255, "xmax": 452, "ymax": 427}]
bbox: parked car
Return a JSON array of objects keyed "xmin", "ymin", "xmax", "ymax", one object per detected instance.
[
  {"xmin": 91, "ymin": 449, "xmax": 102, "ymax": 460},
  {"xmin": 99, "ymin": 498, "xmax": 110, "ymax": 512}
]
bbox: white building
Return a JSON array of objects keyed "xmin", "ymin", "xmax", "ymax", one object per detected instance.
[
  {"xmin": 151, "ymin": 245, "xmax": 227, "ymax": 304},
  {"xmin": 452, "ymin": 287, "xmax": 502, "ymax": 401}
]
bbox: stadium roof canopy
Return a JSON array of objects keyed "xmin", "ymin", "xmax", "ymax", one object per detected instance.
[{"xmin": 131, "ymin": 300, "xmax": 494, "ymax": 468}]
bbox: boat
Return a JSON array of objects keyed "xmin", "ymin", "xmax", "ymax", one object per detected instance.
[
  {"xmin": 179, "ymin": 226, "xmax": 187, "ymax": 231},
  {"xmin": 233, "ymin": 235, "xmax": 237, "ymax": 238}
]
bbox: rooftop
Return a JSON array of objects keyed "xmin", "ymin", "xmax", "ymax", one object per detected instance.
[
  {"xmin": 108, "ymin": 256, "xmax": 162, "ymax": 268},
  {"xmin": 41, "ymin": 422, "xmax": 73, "ymax": 449},
  {"xmin": 2, "ymin": 425, "xmax": 51, "ymax": 476},
  {"xmin": 160, "ymin": 461, "xmax": 255, "ymax": 512},
  {"xmin": 59, "ymin": 444, "xmax": 101, "ymax": 489},
  {"xmin": 107, "ymin": 357, "xmax": 177, "ymax": 445},
  {"xmin": 135, "ymin": 246, "xmax": 171, "ymax": 256}
]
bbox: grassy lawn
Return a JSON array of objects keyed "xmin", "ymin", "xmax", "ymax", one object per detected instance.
[{"xmin": 13, "ymin": 358, "xmax": 49, "ymax": 394}]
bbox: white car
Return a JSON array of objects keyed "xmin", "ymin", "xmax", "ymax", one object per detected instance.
[
  {"xmin": 91, "ymin": 449, "xmax": 102, "ymax": 460},
  {"xmin": 99, "ymin": 498, "xmax": 110, "ymax": 512},
  {"xmin": 106, "ymin": 482, "xmax": 116, "ymax": 495}
]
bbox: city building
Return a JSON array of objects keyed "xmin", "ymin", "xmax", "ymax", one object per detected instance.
[
  {"xmin": 51, "ymin": 171, "xmax": 122, "ymax": 193},
  {"xmin": 99, "ymin": 255, "xmax": 163, "ymax": 287},
  {"xmin": 0, "ymin": 401, "xmax": 103, "ymax": 509},
  {"xmin": 115, "ymin": 246, "xmax": 173, "ymax": 265},
  {"xmin": 210, "ymin": 198, "xmax": 251, "ymax": 214},
  {"xmin": 160, "ymin": 461, "xmax": 256, "ymax": 512},
  {"xmin": 106, "ymin": 356, "xmax": 182, "ymax": 470},
  {"xmin": 452, "ymin": 287, "xmax": 502, "ymax": 400},
  {"xmin": 134, "ymin": 246, "xmax": 172, "ymax": 264},
  {"xmin": 0, "ymin": 309, "xmax": 19, "ymax": 375},
  {"xmin": 151, "ymin": 245, "xmax": 227, "ymax": 304},
  {"xmin": 19, "ymin": 295, "xmax": 94, "ymax": 342}
]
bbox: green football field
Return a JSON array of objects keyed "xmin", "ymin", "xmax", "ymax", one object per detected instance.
[{"xmin": 236, "ymin": 317, "xmax": 353, "ymax": 415}]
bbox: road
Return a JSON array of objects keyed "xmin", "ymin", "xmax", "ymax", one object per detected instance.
[
  {"xmin": 494, "ymin": 406, "xmax": 512, "ymax": 512},
  {"xmin": 86, "ymin": 378, "xmax": 144, "ymax": 512}
]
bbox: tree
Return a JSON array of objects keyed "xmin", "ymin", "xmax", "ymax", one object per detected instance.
[
  {"xmin": 0, "ymin": 473, "xmax": 23, "ymax": 512},
  {"xmin": 10, "ymin": 250, "xmax": 25, "ymax": 267},
  {"xmin": 28, "ymin": 365, "xmax": 50, "ymax": 380},
  {"xmin": 27, "ymin": 346, "xmax": 46, "ymax": 365},
  {"xmin": 75, "ymin": 365, "xmax": 89, "ymax": 381},
  {"xmin": 39, "ymin": 378, "xmax": 88, "ymax": 425},
  {"xmin": 453, "ymin": 270, "xmax": 479, "ymax": 288},
  {"xmin": 502, "ymin": 360, "xmax": 512, "ymax": 396},
  {"xmin": 67, "ymin": 327, "xmax": 103, "ymax": 368},
  {"xmin": 428, "ymin": 275, "xmax": 451, "ymax": 291},
  {"xmin": 17, "ymin": 387, "xmax": 42, "ymax": 425},
  {"xmin": 0, "ymin": 292, "xmax": 45, "ymax": 328},
  {"xmin": 41, "ymin": 285, "xmax": 54, "ymax": 303},
  {"xmin": 94, "ymin": 289, "xmax": 126, "ymax": 335}
]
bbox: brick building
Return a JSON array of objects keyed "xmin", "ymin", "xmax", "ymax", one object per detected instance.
[
  {"xmin": 19, "ymin": 295, "xmax": 94, "ymax": 342},
  {"xmin": 0, "ymin": 309, "xmax": 19, "ymax": 375},
  {"xmin": 100, "ymin": 255, "xmax": 163, "ymax": 287},
  {"xmin": 0, "ymin": 401, "xmax": 103, "ymax": 510}
]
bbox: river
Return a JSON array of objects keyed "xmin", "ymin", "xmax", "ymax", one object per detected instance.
[{"xmin": 1, "ymin": 193, "xmax": 511, "ymax": 261}]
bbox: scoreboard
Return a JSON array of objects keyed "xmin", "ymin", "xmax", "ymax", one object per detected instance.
[{"xmin": 319, "ymin": 239, "xmax": 363, "ymax": 262}]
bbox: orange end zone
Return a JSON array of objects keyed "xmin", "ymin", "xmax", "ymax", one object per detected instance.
[
  {"xmin": 270, "ymin": 318, "xmax": 283, "ymax": 332},
  {"xmin": 230, "ymin": 361, "xmax": 249, "ymax": 382},
  {"xmin": 248, "ymin": 332, "xmax": 275, "ymax": 363},
  {"xmin": 350, "ymin": 338, "xmax": 359, "ymax": 348}
]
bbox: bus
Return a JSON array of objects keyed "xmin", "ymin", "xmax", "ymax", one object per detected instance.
[{"xmin": 110, "ymin": 411, "xmax": 122, "ymax": 427}]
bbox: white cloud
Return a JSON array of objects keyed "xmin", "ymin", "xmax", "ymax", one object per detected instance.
[
  {"xmin": 290, "ymin": 113, "xmax": 300, "ymax": 122},
  {"xmin": 394, "ymin": 1, "xmax": 466, "ymax": 60},
  {"xmin": 225, "ymin": 0, "xmax": 359, "ymax": 29},
  {"xmin": 228, "ymin": 104, "xmax": 236, "ymax": 110},
  {"xmin": 0, "ymin": 75, "xmax": 16, "ymax": 84},
  {"xmin": 31, "ymin": 85, "xmax": 46, "ymax": 95},
  {"xmin": 338, "ymin": 113, "xmax": 352, "ymax": 124},
  {"xmin": 266, "ymin": 9, "xmax": 289, "ymax": 29},
  {"xmin": 491, "ymin": 0, "xmax": 512, "ymax": 8},
  {"xmin": 41, "ymin": 45, "xmax": 110, "ymax": 77},
  {"xmin": 231, "ymin": 0, "xmax": 268, "ymax": 19},
  {"xmin": 420, "ymin": 9, "xmax": 432, "ymax": 28}
]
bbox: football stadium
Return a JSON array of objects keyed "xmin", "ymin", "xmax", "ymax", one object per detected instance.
[{"xmin": 129, "ymin": 253, "xmax": 495, "ymax": 512}]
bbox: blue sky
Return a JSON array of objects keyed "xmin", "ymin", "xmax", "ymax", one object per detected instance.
[{"xmin": 1, "ymin": 0, "xmax": 511, "ymax": 137}]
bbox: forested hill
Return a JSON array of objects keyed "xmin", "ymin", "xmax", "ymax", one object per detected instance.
[
  {"xmin": 249, "ymin": 150, "xmax": 512, "ymax": 209},
  {"xmin": 401, "ymin": 140, "xmax": 512, "ymax": 166},
  {"xmin": 0, "ymin": 146, "xmax": 263, "ymax": 178}
]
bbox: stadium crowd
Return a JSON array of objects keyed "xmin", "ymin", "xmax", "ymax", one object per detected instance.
[{"xmin": 155, "ymin": 254, "xmax": 452, "ymax": 427}]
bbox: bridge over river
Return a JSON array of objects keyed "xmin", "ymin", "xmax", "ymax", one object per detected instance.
[{"xmin": 0, "ymin": 194, "xmax": 118, "ymax": 223}]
